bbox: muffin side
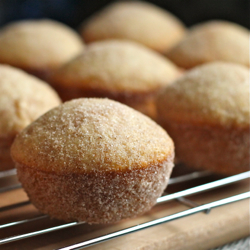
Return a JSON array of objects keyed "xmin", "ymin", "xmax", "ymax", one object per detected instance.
[
  {"xmin": 16, "ymin": 156, "xmax": 173, "ymax": 223},
  {"xmin": 0, "ymin": 19, "xmax": 84, "ymax": 79}
]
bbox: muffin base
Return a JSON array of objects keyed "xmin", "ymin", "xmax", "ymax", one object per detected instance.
[
  {"xmin": 24, "ymin": 68, "xmax": 52, "ymax": 81},
  {"xmin": 0, "ymin": 136, "xmax": 15, "ymax": 171},
  {"xmin": 160, "ymin": 121, "xmax": 249, "ymax": 175},
  {"xmin": 16, "ymin": 158, "xmax": 174, "ymax": 224},
  {"xmin": 51, "ymin": 85, "xmax": 159, "ymax": 119},
  {"xmin": 0, "ymin": 62, "xmax": 52, "ymax": 81}
]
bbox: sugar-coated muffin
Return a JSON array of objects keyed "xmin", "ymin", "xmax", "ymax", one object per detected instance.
[
  {"xmin": 81, "ymin": 1, "xmax": 186, "ymax": 53},
  {"xmin": 0, "ymin": 19, "xmax": 84, "ymax": 79},
  {"xmin": 50, "ymin": 40, "xmax": 181, "ymax": 118},
  {"xmin": 156, "ymin": 62, "xmax": 249, "ymax": 175},
  {"xmin": 11, "ymin": 98, "xmax": 174, "ymax": 223},
  {"xmin": 0, "ymin": 65, "xmax": 61, "ymax": 170},
  {"xmin": 167, "ymin": 21, "xmax": 250, "ymax": 69}
]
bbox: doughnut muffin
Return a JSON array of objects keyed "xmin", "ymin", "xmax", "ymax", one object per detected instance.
[
  {"xmin": 50, "ymin": 40, "xmax": 181, "ymax": 118},
  {"xmin": 0, "ymin": 19, "xmax": 84, "ymax": 79},
  {"xmin": 167, "ymin": 21, "xmax": 250, "ymax": 69},
  {"xmin": 81, "ymin": 1, "xmax": 186, "ymax": 53},
  {"xmin": 0, "ymin": 65, "xmax": 61, "ymax": 170},
  {"xmin": 156, "ymin": 62, "xmax": 249, "ymax": 175},
  {"xmin": 11, "ymin": 98, "xmax": 174, "ymax": 223}
]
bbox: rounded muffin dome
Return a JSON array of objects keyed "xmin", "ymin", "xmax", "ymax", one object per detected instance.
[
  {"xmin": 81, "ymin": 1, "xmax": 186, "ymax": 53},
  {"xmin": 157, "ymin": 62, "xmax": 249, "ymax": 128},
  {"xmin": 11, "ymin": 98, "xmax": 174, "ymax": 223},
  {"xmin": 12, "ymin": 98, "xmax": 174, "ymax": 173},
  {"xmin": 0, "ymin": 19, "xmax": 84, "ymax": 78},
  {"xmin": 0, "ymin": 65, "xmax": 61, "ymax": 137},
  {"xmin": 50, "ymin": 40, "xmax": 180, "ymax": 118},
  {"xmin": 167, "ymin": 21, "xmax": 250, "ymax": 69},
  {"xmin": 0, "ymin": 65, "xmax": 61, "ymax": 170}
]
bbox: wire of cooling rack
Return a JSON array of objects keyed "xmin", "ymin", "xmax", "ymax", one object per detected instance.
[
  {"xmin": 0, "ymin": 169, "xmax": 16, "ymax": 178},
  {"xmin": 0, "ymin": 170, "xmax": 249, "ymax": 249}
]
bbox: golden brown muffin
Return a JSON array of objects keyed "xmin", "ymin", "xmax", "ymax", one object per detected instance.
[
  {"xmin": 0, "ymin": 19, "xmax": 84, "ymax": 79},
  {"xmin": 50, "ymin": 40, "xmax": 181, "ymax": 118},
  {"xmin": 156, "ymin": 62, "xmax": 249, "ymax": 175},
  {"xmin": 167, "ymin": 21, "xmax": 250, "ymax": 69},
  {"xmin": 11, "ymin": 98, "xmax": 174, "ymax": 223},
  {"xmin": 81, "ymin": 1, "xmax": 186, "ymax": 53},
  {"xmin": 0, "ymin": 65, "xmax": 61, "ymax": 170}
]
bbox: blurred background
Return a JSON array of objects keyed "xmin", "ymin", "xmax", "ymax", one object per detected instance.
[{"xmin": 0, "ymin": 0, "xmax": 249, "ymax": 29}]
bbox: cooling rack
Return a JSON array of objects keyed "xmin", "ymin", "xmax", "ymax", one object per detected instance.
[{"xmin": 0, "ymin": 166, "xmax": 249, "ymax": 250}]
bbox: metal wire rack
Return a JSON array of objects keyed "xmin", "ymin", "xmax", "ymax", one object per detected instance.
[{"xmin": 0, "ymin": 167, "xmax": 249, "ymax": 250}]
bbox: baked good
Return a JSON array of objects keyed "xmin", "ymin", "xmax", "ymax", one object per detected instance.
[
  {"xmin": 0, "ymin": 19, "xmax": 84, "ymax": 79},
  {"xmin": 0, "ymin": 65, "xmax": 61, "ymax": 170},
  {"xmin": 50, "ymin": 40, "xmax": 181, "ymax": 118},
  {"xmin": 11, "ymin": 98, "xmax": 174, "ymax": 223},
  {"xmin": 166, "ymin": 21, "xmax": 250, "ymax": 69},
  {"xmin": 156, "ymin": 62, "xmax": 249, "ymax": 175},
  {"xmin": 81, "ymin": 1, "xmax": 186, "ymax": 53}
]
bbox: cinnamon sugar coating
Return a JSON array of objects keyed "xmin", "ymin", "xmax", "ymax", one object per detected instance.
[
  {"xmin": 0, "ymin": 19, "xmax": 84, "ymax": 78},
  {"xmin": 81, "ymin": 1, "xmax": 186, "ymax": 53},
  {"xmin": 161, "ymin": 123, "xmax": 249, "ymax": 175},
  {"xmin": 12, "ymin": 98, "xmax": 174, "ymax": 173},
  {"xmin": 0, "ymin": 65, "xmax": 61, "ymax": 170},
  {"xmin": 156, "ymin": 62, "xmax": 249, "ymax": 175},
  {"xmin": 50, "ymin": 40, "xmax": 180, "ymax": 118},
  {"xmin": 167, "ymin": 21, "xmax": 250, "ymax": 69},
  {"xmin": 11, "ymin": 98, "xmax": 174, "ymax": 223}
]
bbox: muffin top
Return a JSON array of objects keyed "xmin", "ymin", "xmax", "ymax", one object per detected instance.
[
  {"xmin": 11, "ymin": 98, "xmax": 174, "ymax": 174},
  {"xmin": 50, "ymin": 40, "xmax": 180, "ymax": 94},
  {"xmin": 156, "ymin": 62, "xmax": 249, "ymax": 128},
  {"xmin": 0, "ymin": 65, "xmax": 61, "ymax": 137},
  {"xmin": 81, "ymin": 1, "xmax": 186, "ymax": 53},
  {"xmin": 167, "ymin": 21, "xmax": 250, "ymax": 68},
  {"xmin": 0, "ymin": 19, "xmax": 84, "ymax": 71}
]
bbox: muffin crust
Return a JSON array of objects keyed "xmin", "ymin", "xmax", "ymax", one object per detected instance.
[
  {"xmin": 0, "ymin": 19, "xmax": 84, "ymax": 79},
  {"xmin": 50, "ymin": 40, "xmax": 180, "ymax": 118},
  {"xmin": 157, "ymin": 62, "xmax": 249, "ymax": 128},
  {"xmin": 167, "ymin": 21, "xmax": 250, "ymax": 69},
  {"xmin": 81, "ymin": 1, "xmax": 186, "ymax": 53}
]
